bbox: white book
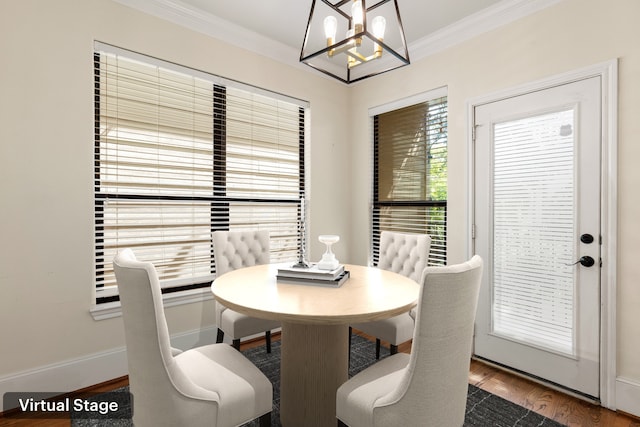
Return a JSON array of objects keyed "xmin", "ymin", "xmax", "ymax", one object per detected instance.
[
  {"xmin": 277, "ymin": 263, "xmax": 345, "ymax": 280},
  {"xmin": 276, "ymin": 270, "xmax": 350, "ymax": 288}
]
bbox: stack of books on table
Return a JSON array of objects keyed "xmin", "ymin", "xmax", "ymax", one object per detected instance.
[{"xmin": 276, "ymin": 264, "xmax": 350, "ymax": 287}]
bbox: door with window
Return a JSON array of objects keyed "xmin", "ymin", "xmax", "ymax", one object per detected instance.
[{"xmin": 473, "ymin": 77, "xmax": 601, "ymax": 398}]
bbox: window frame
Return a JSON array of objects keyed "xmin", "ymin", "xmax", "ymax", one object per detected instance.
[
  {"xmin": 370, "ymin": 88, "xmax": 448, "ymax": 267},
  {"xmin": 91, "ymin": 43, "xmax": 308, "ymax": 314}
]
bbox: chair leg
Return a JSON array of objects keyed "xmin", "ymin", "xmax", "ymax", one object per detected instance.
[
  {"xmin": 348, "ymin": 327, "xmax": 352, "ymax": 366},
  {"xmin": 390, "ymin": 344, "xmax": 398, "ymax": 355},
  {"xmin": 232, "ymin": 339, "xmax": 241, "ymax": 351},
  {"xmin": 216, "ymin": 328, "xmax": 224, "ymax": 343},
  {"xmin": 375, "ymin": 338, "xmax": 381, "ymax": 359},
  {"xmin": 265, "ymin": 330, "xmax": 272, "ymax": 353},
  {"xmin": 259, "ymin": 412, "xmax": 271, "ymax": 427}
]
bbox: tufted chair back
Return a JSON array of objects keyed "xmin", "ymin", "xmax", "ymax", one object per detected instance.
[
  {"xmin": 351, "ymin": 231, "xmax": 432, "ymax": 359},
  {"xmin": 212, "ymin": 230, "xmax": 270, "ymax": 277},
  {"xmin": 377, "ymin": 231, "xmax": 431, "ymax": 283},
  {"xmin": 211, "ymin": 230, "xmax": 279, "ymax": 351}
]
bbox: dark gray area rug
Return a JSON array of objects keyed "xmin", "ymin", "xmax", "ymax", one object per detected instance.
[{"xmin": 72, "ymin": 335, "xmax": 566, "ymax": 426}]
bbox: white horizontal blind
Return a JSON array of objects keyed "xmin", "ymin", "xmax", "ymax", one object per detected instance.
[
  {"xmin": 372, "ymin": 96, "xmax": 447, "ymax": 266},
  {"xmin": 94, "ymin": 46, "xmax": 305, "ymax": 302},
  {"xmin": 223, "ymin": 87, "xmax": 303, "ymax": 261},
  {"xmin": 492, "ymin": 109, "xmax": 575, "ymax": 355}
]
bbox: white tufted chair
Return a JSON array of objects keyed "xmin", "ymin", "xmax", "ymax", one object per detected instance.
[
  {"xmin": 113, "ymin": 249, "xmax": 273, "ymax": 427},
  {"xmin": 351, "ymin": 231, "xmax": 431, "ymax": 358},
  {"xmin": 212, "ymin": 230, "xmax": 281, "ymax": 352},
  {"xmin": 337, "ymin": 256, "xmax": 483, "ymax": 427}
]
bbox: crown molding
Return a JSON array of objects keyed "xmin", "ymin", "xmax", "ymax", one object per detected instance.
[
  {"xmin": 112, "ymin": 0, "xmax": 304, "ymax": 68},
  {"xmin": 409, "ymin": 0, "xmax": 564, "ymax": 60},
  {"xmin": 111, "ymin": 0, "xmax": 563, "ymax": 76}
]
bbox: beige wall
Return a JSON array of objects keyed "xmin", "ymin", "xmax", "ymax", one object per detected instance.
[
  {"xmin": 348, "ymin": 0, "xmax": 640, "ymax": 400},
  {"xmin": 0, "ymin": 0, "xmax": 350, "ymax": 375},
  {"xmin": 1, "ymin": 0, "xmax": 639, "ymax": 415}
]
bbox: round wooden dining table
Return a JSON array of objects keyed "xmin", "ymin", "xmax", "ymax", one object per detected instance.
[{"xmin": 211, "ymin": 263, "xmax": 419, "ymax": 427}]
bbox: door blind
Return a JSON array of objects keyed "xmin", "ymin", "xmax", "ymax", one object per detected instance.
[
  {"xmin": 492, "ymin": 109, "xmax": 575, "ymax": 355},
  {"xmin": 372, "ymin": 96, "xmax": 447, "ymax": 266},
  {"xmin": 94, "ymin": 45, "xmax": 306, "ymax": 303}
]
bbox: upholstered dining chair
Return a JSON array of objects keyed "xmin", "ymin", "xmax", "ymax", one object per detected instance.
[
  {"xmin": 351, "ymin": 231, "xmax": 431, "ymax": 358},
  {"xmin": 113, "ymin": 249, "xmax": 272, "ymax": 427},
  {"xmin": 336, "ymin": 255, "xmax": 483, "ymax": 427},
  {"xmin": 212, "ymin": 230, "xmax": 281, "ymax": 352}
]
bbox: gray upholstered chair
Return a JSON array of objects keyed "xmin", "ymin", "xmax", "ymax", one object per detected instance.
[
  {"xmin": 212, "ymin": 230, "xmax": 281, "ymax": 352},
  {"xmin": 336, "ymin": 255, "xmax": 483, "ymax": 427},
  {"xmin": 351, "ymin": 231, "xmax": 431, "ymax": 358},
  {"xmin": 113, "ymin": 249, "xmax": 272, "ymax": 427}
]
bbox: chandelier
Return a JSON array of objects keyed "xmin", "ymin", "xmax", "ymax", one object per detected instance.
[{"xmin": 300, "ymin": 0, "xmax": 410, "ymax": 84}]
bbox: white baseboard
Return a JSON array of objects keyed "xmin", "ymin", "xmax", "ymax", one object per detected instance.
[
  {"xmin": 616, "ymin": 376, "xmax": 640, "ymax": 418},
  {"xmin": 0, "ymin": 326, "xmax": 219, "ymax": 412}
]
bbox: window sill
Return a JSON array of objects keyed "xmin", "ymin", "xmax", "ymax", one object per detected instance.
[{"xmin": 90, "ymin": 287, "xmax": 214, "ymax": 321}]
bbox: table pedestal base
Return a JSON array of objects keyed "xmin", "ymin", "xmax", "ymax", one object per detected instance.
[{"xmin": 280, "ymin": 322, "xmax": 349, "ymax": 427}]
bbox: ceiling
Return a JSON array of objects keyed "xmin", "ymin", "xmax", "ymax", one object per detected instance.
[
  {"xmin": 116, "ymin": 0, "xmax": 560, "ymax": 74},
  {"xmin": 176, "ymin": 0, "xmax": 504, "ymax": 50}
]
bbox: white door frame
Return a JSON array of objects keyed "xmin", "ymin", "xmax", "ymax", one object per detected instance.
[{"xmin": 465, "ymin": 59, "xmax": 618, "ymax": 409}]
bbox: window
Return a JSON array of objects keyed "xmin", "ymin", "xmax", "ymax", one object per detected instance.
[
  {"xmin": 371, "ymin": 91, "xmax": 447, "ymax": 266},
  {"xmin": 93, "ymin": 43, "xmax": 307, "ymax": 303}
]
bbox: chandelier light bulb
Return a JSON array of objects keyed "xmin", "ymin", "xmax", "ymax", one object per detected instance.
[
  {"xmin": 372, "ymin": 16, "xmax": 386, "ymax": 39},
  {"xmin": 323, "ymin": 15, "xmax": 337, "ymax": 40},
  {"xmin": 372, "ymin": 15, "xmax": 386, "ymax": 58},
  {"xmin": 324, "ymin": 15, "xmax": 338, "ymax": 56},
  {"xmin": 351, "ymin": 0, "xmax": 364, "ymax": 28},
  {"xmin": 351, "ymin": 0, "xmax": 364, "ymax": 47}
]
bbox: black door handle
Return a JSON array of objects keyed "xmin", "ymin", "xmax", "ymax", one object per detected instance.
[
  {"xmin": 567, "ymin": 256, "xmax": 595, "ymax": 267},
  {"xmin": 577, "ymin": 256, "xmax": 595, "ymax": 267}
]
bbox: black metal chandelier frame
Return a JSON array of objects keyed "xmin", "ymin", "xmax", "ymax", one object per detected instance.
[{"xmin": 300, "ymin": 0, "xmax": 410, "ymax": 84}]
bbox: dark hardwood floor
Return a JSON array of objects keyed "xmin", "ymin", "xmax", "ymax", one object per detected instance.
[
  {"xmin": 468, "ymin": 359, "xmax": 640, "ymax": 426},
  {"xmin": 1, "ymin": 331, "xmax": 638, "ymax": 426},
  {"xmin": 395, "ymin": 332, "xmax": 639, "ymax": 427}
]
